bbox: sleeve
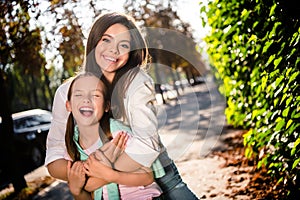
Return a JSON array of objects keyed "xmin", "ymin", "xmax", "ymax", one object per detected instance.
[
  {"xmin": 124, "ymin": 77, "xmax": 161, "ymax": 168},
  {"xmin": 44, "ymin": 81, "xmax": 70, "ymax": 166}
]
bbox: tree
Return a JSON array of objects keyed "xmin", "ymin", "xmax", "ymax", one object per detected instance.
[{"xmin": 124, "ymin": 0, "xmax": 207, "ymax": 91}]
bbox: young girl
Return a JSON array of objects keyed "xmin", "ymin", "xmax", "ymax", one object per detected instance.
[
  {"xmin": 46, "ymin": 12, "xmax": 198, "ymax": 199},
  {"xmin": 64, "ymin": 72, "xmax": 161, "ymax": 199}
]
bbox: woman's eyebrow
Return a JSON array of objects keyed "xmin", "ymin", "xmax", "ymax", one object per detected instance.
[
  {"xmin": 103, "ymin": 33, "xmax": 113, "ymax": 38},
  {"xmin": 103, "ymin": 33, "xmax": 130, "ymax": 42}
]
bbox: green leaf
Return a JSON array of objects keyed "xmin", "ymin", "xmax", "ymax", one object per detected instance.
[
  {"xmin": 286, "ymin": 119, "xmax": 293, "ymax": 129},
  {"xmin": 275, "ymin": 118, "xmax": 285, "ymax": 131},
  {"xmin": 273, "ymin": 57, "xmax": 282, "ymax": 69},
  {"xmin": 282, "ymin": 107, "xmax": 290, "ymax": 117},
  {"xmin": 263, "ymin": 40, "xmax": 273, "ymax": 54},
  {"xmin": 266, "ymin": 54, "xmax": 276, "ymax": 67},
  {"xmin": 288, "ymin": 71, "xmax": 299, "ymax": 85},
  {"xmin": 275, "ymin": 76, "xmax": 284, "ymax": 86},
  {"xmin": 261, "ymin": 75, "xmax": 268, "ymax": 90},
  {"xmin": 269, "ymin": 4, "xmax": 277, "ymax": 16},
  {"xmin": 292, "ymin": 158, "xmax": 300, "ymax": 169},
  {"xmin": 291, "ymin": 137, "xmax": 300, "ymax": 156}
]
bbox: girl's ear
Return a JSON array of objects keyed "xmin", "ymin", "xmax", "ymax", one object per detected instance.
[
  {"xmin": 105, "ymin": 101, "xmax": 110, "ymax": 112},
  {"xmin": 66, "ymin": 101, "xmax": 72, "ymax": 112}
]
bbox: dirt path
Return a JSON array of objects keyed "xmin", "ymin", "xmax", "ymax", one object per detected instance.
[{"xmin": 174, "ymin": 129, "xmax": 252, "ymax": 199}]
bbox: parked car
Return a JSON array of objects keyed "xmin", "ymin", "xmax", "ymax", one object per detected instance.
[{"xmin": 0, "ymin": 109, "xmax": 52, "ymax": 189}]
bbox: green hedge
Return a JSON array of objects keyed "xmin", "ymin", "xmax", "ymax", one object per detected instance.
[{"xmin": 201, "ymin": 0, "xmax": 300, "ymax": 196}]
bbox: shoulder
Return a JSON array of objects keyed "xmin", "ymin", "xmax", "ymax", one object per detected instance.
[
  {"xmin": 54, "ymin": 80, "xmax": 71, "ymax": 96},
  {"xmin": 126, "ymin": 70, "xmax": 156, "ymax": 103},
  {"xmin": 128, "ymin": 70, "xmax": 154, "ymax": 92},
  {"xmin": 133, "ymin": 70, "xmax": 153, "ymax": 83}
]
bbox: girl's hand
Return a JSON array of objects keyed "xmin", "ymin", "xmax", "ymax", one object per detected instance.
[
  {"xmin": 83, "ymin": 154, "xmax": 116, "ymax": 182},
  {"xmin": 67, "ymin": 161, "xmax": 86, "ymax": 196},
  {"xmin": 111, "ymin": 131, "xmax": 129, "ymax": 150},
  {"xmin": 92, "ymin": 131, "xmax": 129, "ymax": 165}
]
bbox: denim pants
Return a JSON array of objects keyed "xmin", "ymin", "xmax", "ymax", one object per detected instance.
[{"xmin": 155, "ymin": 151, "xmax": 199, "ymax": 200}]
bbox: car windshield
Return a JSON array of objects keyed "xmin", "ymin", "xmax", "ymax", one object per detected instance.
[{"xmin": 14, "ymin": 114, "xmax": 51, "ymax": 130}]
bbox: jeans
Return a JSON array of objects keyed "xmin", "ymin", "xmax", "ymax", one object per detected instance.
[{"xmin": 155, "ymin": 151, "xmax": 199, "ymax": 200}]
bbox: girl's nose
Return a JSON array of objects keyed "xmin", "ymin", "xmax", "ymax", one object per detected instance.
[{"xmin": 83, "ymin": 96, "xmax": 91, "ymax": 103}]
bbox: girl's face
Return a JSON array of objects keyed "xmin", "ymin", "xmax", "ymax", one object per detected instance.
[
  {"xmin": 66, "ymin": 76, "xmax": 108, "ymax": 127},
  {"xmin": 95, "ymin": 23, "xmax": 131, "ymax": 82}
]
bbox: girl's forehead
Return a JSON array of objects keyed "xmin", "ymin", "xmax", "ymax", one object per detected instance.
[{"xmin": 73, "ymin": 76, "xmax": 103, "ymax": 89}]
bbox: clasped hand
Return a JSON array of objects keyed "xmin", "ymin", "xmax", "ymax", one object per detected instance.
[{"xmin": 83, "ymin": 131, "xmax": 129, "ymax": 181}]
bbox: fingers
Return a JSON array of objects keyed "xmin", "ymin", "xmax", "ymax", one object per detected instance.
[
  {"xmin": 69, "ymin": 161, "xmax": 85, "ymax": 177},
  {"xmin": 112, "ymin": 131, "xmax": 129, "ymax": 150}
]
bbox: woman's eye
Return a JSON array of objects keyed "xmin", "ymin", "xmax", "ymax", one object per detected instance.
[
  {"xmin": 102, "ymin": 38, "xmax": 110, "ymax": 43},
  {"xmin": 120, "ymin": 43, "xmax": 130, "ymax": 49}
]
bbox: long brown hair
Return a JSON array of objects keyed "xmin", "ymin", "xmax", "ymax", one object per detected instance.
[
  {"xmin": 65, "ymin": 72, "xmax": 112, "ymax": 161},
  {"xmin": 83, "ymin": 12, "xmax": 150, "ymax": 121}
]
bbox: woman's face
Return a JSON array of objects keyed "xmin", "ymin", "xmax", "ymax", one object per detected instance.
[
  {"xmin": 66, "ymin": 76, "xmax": 108, "ymax": 127},
  {"xmin": 95, "ymin": 23, "xmax": 131, "ymax": 82}
]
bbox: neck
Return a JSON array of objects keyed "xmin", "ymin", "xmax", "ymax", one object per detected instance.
[
  {"xmin": 78, "ymin": 123, "xmax": 99, "ymax": 150},
  {"xmin": 102, "ymin": 71, "xmax": 115, "ymax": 84}
]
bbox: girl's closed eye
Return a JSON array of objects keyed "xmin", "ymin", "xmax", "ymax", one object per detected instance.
[
  {"xmin": 73, "ymin": 92, "xmax": 82, "ymax": 97},
  {"xmin": 92, "ymin": 91, "xmax": 103, "ymax": 98}
]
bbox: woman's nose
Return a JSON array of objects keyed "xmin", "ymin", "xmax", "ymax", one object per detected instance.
[{"xmin": 109, "ymin": 42, "xmax": 119, "ymax": 54}]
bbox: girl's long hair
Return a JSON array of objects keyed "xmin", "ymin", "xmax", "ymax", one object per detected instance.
[{"xmin": 65, "ymin": 72, "xmax": 112, "ymax": 161}]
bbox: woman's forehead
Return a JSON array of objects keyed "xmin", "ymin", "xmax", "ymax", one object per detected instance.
[{"xmin": 104, "ymin": 23, "xmax": 131, "ymax": 40}]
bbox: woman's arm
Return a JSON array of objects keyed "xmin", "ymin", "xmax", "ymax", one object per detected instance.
[
  {"xmin": 46, "ymin": 81, "xmax": 70, "ymax": 180},
  {"xmin": 123, "ymin": 74, "xmax": 162, "ymax": 167},
  {"xmin": 47, "ymin": 159, "xmax": 68, "ymax": 181},
  {"xmin": 72, "ymin": 190, "xmax": 92, "ymax": 200},
  {"xmin": 83, "ymin": 133, "xmax": 154, "ymax": 192},
  {"xmin": 83, "ymin": 155, "xmax": 154, "ymax": 192}
]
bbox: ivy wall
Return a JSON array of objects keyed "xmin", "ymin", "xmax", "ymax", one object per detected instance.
[{"xmin": 201, "ymin": 0, "xmax": 299, "ymax": 196}]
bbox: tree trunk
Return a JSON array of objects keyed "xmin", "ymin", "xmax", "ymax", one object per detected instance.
[{"xmin": 0, "ymin": 70, "xmax": 27, "ymax": 192}]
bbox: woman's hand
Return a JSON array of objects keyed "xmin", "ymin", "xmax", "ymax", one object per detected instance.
[{"xmin": 67, "ymin": 161, "xmax": 87, "ymax": 196}]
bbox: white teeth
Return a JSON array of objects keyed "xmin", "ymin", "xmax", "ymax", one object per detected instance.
[
  {"xmin": 79, "ymin": 107, "xmax": 93, "ymax": 112},
  {"xmin": 104, "ymin": 56, "xmax": 117, "ymax": 62}
]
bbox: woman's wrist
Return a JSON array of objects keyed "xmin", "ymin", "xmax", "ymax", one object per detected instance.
[{"xmin": 107, "ymin": 168, "xmax": 119, "ymax": 183}]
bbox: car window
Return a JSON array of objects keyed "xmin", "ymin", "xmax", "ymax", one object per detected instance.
[{"xmin": 14, "ymin": 114, "xmax": 51, "ymax": 130}]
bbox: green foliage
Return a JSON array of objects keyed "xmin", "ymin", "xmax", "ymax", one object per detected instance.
[{"xmin": 201, "ymin": 0, "xmax": 300, "ymax": 196}]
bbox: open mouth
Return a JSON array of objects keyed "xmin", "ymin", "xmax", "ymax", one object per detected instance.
[
  {"xmin": 79, "ymin": 107, "xmax": 94, "ymax": 117},
  {"xmin": 103, "ymin": 55, "xmax": 117, "ymax": 62}
]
